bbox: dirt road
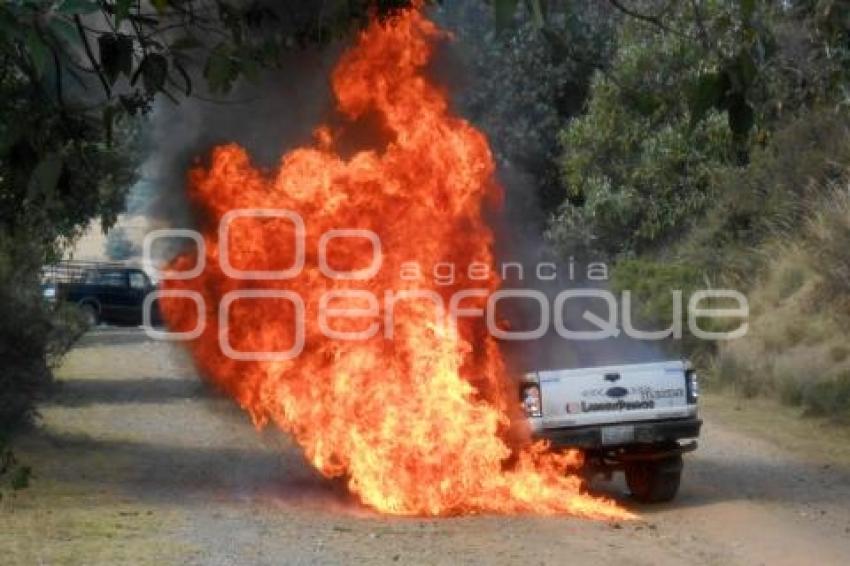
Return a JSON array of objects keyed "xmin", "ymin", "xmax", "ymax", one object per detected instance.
[{"xmin": 3, "ymin": 328, "xmax": 850, "ymax": 565}]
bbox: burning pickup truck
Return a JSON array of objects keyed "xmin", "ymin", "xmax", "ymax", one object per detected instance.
[{"xmin": 522, "ymin": 361, "xmax": 701, "ymax": 503}]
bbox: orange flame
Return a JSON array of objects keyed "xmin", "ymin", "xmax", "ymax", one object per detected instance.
[{"xmin": 160, "ymin": 7, "xmax": 632, "ymax": 520}]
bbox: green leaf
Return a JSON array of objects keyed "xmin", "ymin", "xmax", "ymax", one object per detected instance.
[
  {"xmin": 56, "ymin": 0, "xmax": 100, "ymax": 15},
  {"xmin": 98, "ymin": 34, "xmax": 134, "ymax": 85},
  {"xmin": 139, "ymin": 53, "xmax": 168, "ymax": 94},
  {"xmin": 204, "ymin": 47, "xmax": 237, "ymax": 93},
  {"xmin": 115, "ymin": 0, "xmax": 133, "ymax": 27},
  {"xmin": 25, "ymin": 30, "xmax": 50, "ymax": 77},
  {"xmin": 493, "ymin": 0, "xmax": 520, "ymax": 30},
  {"xmin": 27, "ymin": 152, "xmax": 64, "ymax": 199},
  {"xmin": 731, "ymin": 50, "xmax": 757, "ymax": 89},
  {"xmin": 727, "ymin": 95, "xmax": 755, "ymax": 136},
  {"xmin": 688, "ymin": 72, "xmax": 726, "ymax": 126},
  {"xmin": 740, "ymin": 0, "xmax": 756, "ymax": 22},
  {"xmin": 632, "ymin": 91, "xmax": 660, "ymax": 116}
]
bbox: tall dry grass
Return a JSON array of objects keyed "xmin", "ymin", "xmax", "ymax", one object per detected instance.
[
  {"xmin": 807, "ymin": 183, "xmax": 850, "ymax": 297},
  {"xmin": 709, "ymin": 184, "xmax": 850, "ymax": 420}
]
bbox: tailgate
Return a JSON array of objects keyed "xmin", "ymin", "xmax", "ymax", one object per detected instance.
[{"xmin": 535, "ymin": 361, "xmax": 693, "ymax": 428}]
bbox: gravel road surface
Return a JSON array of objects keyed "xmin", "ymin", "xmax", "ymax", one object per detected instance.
[{"xmin": 3, "ymin": 327, "xmax": 850, "ymax": 565}]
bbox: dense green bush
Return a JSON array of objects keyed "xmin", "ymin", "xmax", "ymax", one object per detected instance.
[
  {"xmin": 679, "ymin": 109, "xmax": 850, "ymax": 285},
  {"xmin": 0, "ymin": 233, "xmax": 52, "ymax": 431},
  {"xmin": 551, "ymin": 0, "xmax": 850, "ymax": 260},
  {"xmin": 555, "ymin": 24, "xmax": 733, "ymax": 256},
  {"xmin": 520, "ymin": 1, "xmax": 850, "ymax": 421}
]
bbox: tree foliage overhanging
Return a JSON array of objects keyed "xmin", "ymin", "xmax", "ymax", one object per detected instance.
[
  {"xmin": 533, "ymin": 0, "xmax": 850, "ymax": 257},
  {"xmin": 2, "ymin": 0, "xmax": 850, "ymax": 431},
  {"xmin": 0, "ymin": 0, "xmax": 413, "ymax": 432}
]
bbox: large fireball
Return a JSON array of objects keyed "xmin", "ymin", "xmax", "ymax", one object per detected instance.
[{"xmin": 160, "ymin": 7, "xmax": 631, "ymax": 520}]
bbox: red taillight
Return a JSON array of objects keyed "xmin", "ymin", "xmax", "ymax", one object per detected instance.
[{"xmin": 521, "ymin": 383, "xmax": 542, "ymax": 418}]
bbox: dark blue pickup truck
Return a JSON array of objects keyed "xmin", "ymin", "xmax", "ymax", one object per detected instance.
[{"xmin": 43, "ymin": 267, "xmax": 160, "ymax": 326}]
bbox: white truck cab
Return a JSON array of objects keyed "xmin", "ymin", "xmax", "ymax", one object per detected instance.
[{"xmin": 522, "ymin": 360, "xmax": 701, "ymax": 502}]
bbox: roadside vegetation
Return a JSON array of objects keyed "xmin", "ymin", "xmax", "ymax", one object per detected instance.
[
  {"xmin": 2, "ymin": 0, "xmax": 849, "ymax": 462},
  {"xmin": 473, "ymin": 0, "xmax": 849, "ymax": 421},
  {"xmin": 531, "ymin": 1, "xmax": 850, "ymax": 421},
  {"xmin": 0, "ymin": 0, "xmax": 408, "ymax": 438}
]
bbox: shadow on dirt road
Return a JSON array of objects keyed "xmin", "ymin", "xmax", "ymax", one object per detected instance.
[{"xmin": 2, "ymin": 327, "xmax": 850, "ymax": 565}]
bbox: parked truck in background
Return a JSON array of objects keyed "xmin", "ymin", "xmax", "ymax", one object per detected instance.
[
  {"xmin": 522, "ymin": 361, "xmax": 701, "ymax": 502},
  {"xmin": 42, "ymin": 262, "xmax": 160, "ymax": 327}
]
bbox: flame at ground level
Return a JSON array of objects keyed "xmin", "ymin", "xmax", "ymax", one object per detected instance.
[{"xmin": 160, "ymin": 7, "xmax": 632, "ymax": 520}]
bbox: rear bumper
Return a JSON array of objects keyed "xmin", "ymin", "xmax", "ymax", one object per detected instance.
[{"xmin": 534, "ymin": 417, "xmax": 702, "ymax": 449}]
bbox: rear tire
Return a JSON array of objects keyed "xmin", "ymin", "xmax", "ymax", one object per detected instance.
[
  {"xmin": 625, "ymin": 453, "xmax": 683, "ymax": 503},
  {"xmin": 79, "ymin": 303, "xmax": 99, "ymax": 327}
]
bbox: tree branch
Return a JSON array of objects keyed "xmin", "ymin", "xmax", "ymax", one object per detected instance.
[
  {"xmin": 606, "ymin": 0, "xmax": 686, "ymax": 37},
  {"xmin": 52, "ymin": 49, "xmax": 64, "ymax": 108},
  {"xmin": 73, "ymin": 14, "xmax": 111, "ymax": 98}
]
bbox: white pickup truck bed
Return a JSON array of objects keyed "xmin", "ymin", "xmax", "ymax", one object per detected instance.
[
  {"xmin": 521, "ymin": 360, "xmax": 702, "ymax": 502},
  {"xmin": 527, "ymin": 360, "xmax": 699, "ymax": 429}
]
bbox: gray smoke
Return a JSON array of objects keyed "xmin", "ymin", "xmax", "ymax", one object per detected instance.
[
  {"xmin": 134, "ymin": 2, "xmax": 674, "ymax": 369},
  {"xmin": 431, "ymin": 2, "xmax": 672, "ymax": 372},
  {"xmin": 136, "ymin": 47, "xmax": 339, "ymax": 234}
]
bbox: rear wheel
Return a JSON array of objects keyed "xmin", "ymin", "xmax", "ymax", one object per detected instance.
[
  {"xmin": 625, "ymin": 453, "xmax": 683, "ymax": 503},
  {"xmin": 79, "ymin": 303, "xmax": 99, "ymax": 327}
]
